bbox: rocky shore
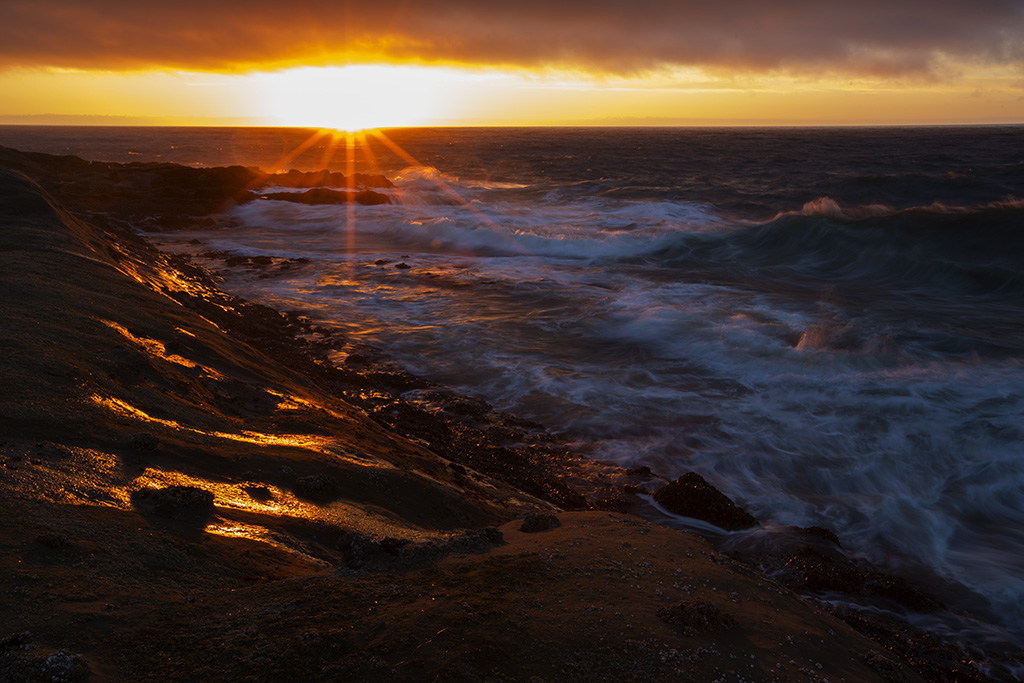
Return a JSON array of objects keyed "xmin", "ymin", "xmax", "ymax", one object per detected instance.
[{"xmin": 1, "ymin": 146, "xmax": 1019, "ymax": 681}]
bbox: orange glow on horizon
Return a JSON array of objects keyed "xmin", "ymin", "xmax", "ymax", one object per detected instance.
[{"xmin": 0, "ymin": 62, "xmax": 1021, "ymax": 127}]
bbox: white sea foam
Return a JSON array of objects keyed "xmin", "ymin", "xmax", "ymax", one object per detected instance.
[{"xmin": 149, "ymin": 147, "xmax": 1024, "ymax": 635}]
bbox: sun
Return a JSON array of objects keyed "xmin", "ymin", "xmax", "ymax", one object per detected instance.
[{"xmin": 255, "ymin": 65, "xmax": 450, "ymax": 132}]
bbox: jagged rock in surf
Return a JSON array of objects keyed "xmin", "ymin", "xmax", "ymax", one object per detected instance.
[
  {"xmin": 245, "ymin": 188, "xmax": 390, "ymax": 205},
  {"xmin": 653, "ymin": 472, "xmax": 759, "ymax": 530}
]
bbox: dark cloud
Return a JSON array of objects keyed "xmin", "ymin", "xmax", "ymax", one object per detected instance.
[{"xmin": 1, "ymin": 0, "xmax": 1021, "ymax": 75}]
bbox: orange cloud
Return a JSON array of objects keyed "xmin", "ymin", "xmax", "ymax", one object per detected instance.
[{"xmin": 1, "ymin": 0, "xmax": 1022, "ymax": 76}]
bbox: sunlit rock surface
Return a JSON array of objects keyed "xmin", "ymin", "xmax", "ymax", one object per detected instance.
[{"xmin": 1, "ymin": 151, "xmax": 1014, "ymax": 682}]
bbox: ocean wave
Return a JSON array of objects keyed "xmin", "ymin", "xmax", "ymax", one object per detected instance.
[
  {"xmin": 229, "ymin": 189, "xmax": 724, "ymax": 261},
  {"xmin": 654, "ymin": 198, "xmax": 1024, "ymax": 301}
]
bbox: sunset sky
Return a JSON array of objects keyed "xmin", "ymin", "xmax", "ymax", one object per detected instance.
[{"xmin": 1, "ymin": 0, "xmax": 1022, "ymax": 127}]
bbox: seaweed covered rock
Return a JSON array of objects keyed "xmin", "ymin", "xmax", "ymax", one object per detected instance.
[{"xmin": 653, "ymin": 472, "xmax": 759, "ymax": 530}]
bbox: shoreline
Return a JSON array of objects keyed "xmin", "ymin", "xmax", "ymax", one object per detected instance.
[{"xmin": 2, "ymin": 145, "xmax": 1020, "ymax": 681}]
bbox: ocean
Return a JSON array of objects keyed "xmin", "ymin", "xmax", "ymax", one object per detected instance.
[{"xmin": 4, "ymin": 124, "xmax": 1023, "ymax": 638}]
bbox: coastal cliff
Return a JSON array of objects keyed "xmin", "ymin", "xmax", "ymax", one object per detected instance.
[{"xmin": 0, "ymin": 149, "xmax": 1010, "ymax": 682}]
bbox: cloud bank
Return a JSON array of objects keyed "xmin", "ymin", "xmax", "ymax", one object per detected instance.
[{"xmin": 2, "ymin": 0, "xmax": 1022, "ymax": 76}]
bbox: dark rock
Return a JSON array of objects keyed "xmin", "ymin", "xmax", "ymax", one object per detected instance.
[
  {"xmin": 266, "ymin": 169, "xmax": 393, "ymax": 189},
  {"xmin": 394, "ymin": 262, "xmax": 412, "ymax": 270},
  {"xmin": 33, "ymin": 532, "xmax": 69, "ymax": 549},
  {"xmin": 834, "ymin": 605, "xmax": 1001, "ymax": 682},
  {"xmin": 378, "ymin": 537, "xmax": 410, "ymax": 555},
  {"xmin": 777, "ymin": 547, "xmax": 943, "ymax": 613},
  {"xmin": 242, "ymin": 485, "xmax": 273, "ymax": 501},
  {"xmin": 354, "ymin": 189, "xmax": 390, "ymax": 205},
  {"xmin": 799, "ymin": 525, "xmax": 842, "ymax": 548},
  {"xmin": 249, "ymin": 188, "xmax": 390, "ymax": 206},
  {"xmin": 590, "ymin": 493, "xmax": 634, "ymax": 513},
  {"xmin": 127, "ymin": 432, "xmax": 160, "ymax": 451},
  {"xmin": 132, "ymin": 485, "xmax": 215, "ymax": 516},
  {"xmin": 657, "ymin": 600, "xmax": 736, "ymax": 637},
  {"xmin": 863, "ymin": 651, "xmax": 907, "ymax": 682},
  {"xmin": 294, "ymin": 473, "xmax": 341, "ymax": 499},
  {"xmin": 652, "ymin": 472, "xmax": 759, "ymax": 530},
  {"xmin": 520, "ymin": 514, "xmax": 561, "ymax": 533}
]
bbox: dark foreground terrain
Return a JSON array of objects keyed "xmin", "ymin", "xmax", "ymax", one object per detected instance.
[{"xmin": 1, "ymin": 146, "xmax": 1019, "ymax": 682}]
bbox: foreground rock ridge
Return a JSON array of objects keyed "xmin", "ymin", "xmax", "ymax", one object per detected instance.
[{"xmin": 0, "ymin": 147, "xmax": 1017, "ymax": 682}]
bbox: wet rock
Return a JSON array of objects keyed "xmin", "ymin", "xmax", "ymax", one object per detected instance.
[
  {"xmin": 394, "ymin": 262, "xmax": 412, "ymax": 270},
  {"xmin": 294, "ymin": 473, "xmax": 341, "ymax": 500},
  {"xmin": 657, "ymin": 600, "xmax": 736, "ymax": 637},
  {"xmin": 127, "ymin": 432, "xmax": 160, "ymax": 451},
  {"xmin": 520, "ymin": 514, "xmax": 561, "ymax": 533},
  {"xmin": 248, "ymin": 188, "xmax": 390, "ymax": 206},
  {"xmin": 834, "ymin": 605, "xmax": 1002, "ymax": 682},
  {"xmin": 778, "ymin": 547, "xmax": 943, "ymax": 613},
  {"xmin": 652, "ymin": 472, "xmax": 759, "ymax": 530},
  {"xmin": 131, "ymin": 485, "xmax": 215, "ymax": 517},
  {"xmin": 267, "ymin": 169, "xmax": 393, "ymax": 189},
  {"xmin": 590, "ymin": 493, "xmax": 634, "ymax": 513},
  {"xmin": 799, "ymin": 525, "xmax": 842, "ymax": 548},
  {"xmin": 353, "ymin": 189, "xmax": 391, "ymax": 205}
]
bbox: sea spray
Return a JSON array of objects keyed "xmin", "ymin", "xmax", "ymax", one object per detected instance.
[{"xmin": 41, "ymin": 124, "xmax": 1021, "ymax": 635}]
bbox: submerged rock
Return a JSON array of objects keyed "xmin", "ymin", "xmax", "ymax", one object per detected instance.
[{"xmin": 653, "ymin": 472, "xmax": 759, "ymax": 530}]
